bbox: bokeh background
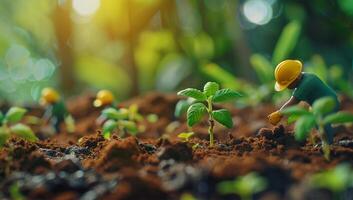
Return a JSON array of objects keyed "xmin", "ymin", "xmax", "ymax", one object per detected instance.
[{"xmin": 0, "ymin": 0, "xmax": 352, "ymax": 104}]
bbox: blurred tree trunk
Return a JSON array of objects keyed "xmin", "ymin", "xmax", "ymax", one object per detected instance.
[
  {"xmin": 52, "ymin": 1, "xmax": 75, "ymax": 95},
  {"xmin": 126, "ymin": 1, "xmax": 139, "ymax": 96},
  {"xmin": 225, "ymin": 0, "xmax": 255, "ymax": 82}
]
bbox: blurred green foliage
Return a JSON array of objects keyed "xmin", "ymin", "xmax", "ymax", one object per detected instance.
[{"xmin": 0, "ymin": 0, "xmax": 352, "ymax": 104}]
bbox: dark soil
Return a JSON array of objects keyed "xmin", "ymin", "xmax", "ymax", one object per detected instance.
[{"xmin": 0, "ymin": 92, "xmax": 353, "ymax": 200}]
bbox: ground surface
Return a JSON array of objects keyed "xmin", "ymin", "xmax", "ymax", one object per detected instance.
[{"xmin": 0, "ymin": 93, "xmax": 353, "ymax": 200}]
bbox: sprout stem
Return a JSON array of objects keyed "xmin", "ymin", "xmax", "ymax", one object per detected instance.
[{"xmin": 207, "ymin": 98, "xmax": 214, "ymax": 147}]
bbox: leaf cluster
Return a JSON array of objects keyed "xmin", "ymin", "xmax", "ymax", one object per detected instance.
[
  {"xmin": 177, "ymin": 82, "xmax": 241, "ymax": 128},
  {"xmin": 281, "ymin": 97, "xmax": 353, "ymax": 141},
  {"xmin": 217, "ymin": 172, "xmax": 267, "ymax": 199},
  {"xmin": 309, "ymin": 164, "xmax": 353, "ymax": 194},
  {"xmin": 100, "ymin": 104, "xmax": 143, "ymax": 139},
  {"xmin": 177, "ymin": 132, "xmax": 194, "ymax": 142},
  {"xmin": 0, "ymin": 107, "xmax": 38, "ymax": 147}
]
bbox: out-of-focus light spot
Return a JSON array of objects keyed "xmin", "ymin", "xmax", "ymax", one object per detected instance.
[
  {"xmin": 243, "ymin": 0, "xmax": 273, "ymax": 25},
  {"xmin": 32, "ymin": 59, "xmax": 56, "ymax": 81},
  {"xmin": 72, "ymin": 0, "xmax": 100, "ymax": 16}
]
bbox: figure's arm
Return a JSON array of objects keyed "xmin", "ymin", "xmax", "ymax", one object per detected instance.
[
  {"xmin": 268, "ymin": 96, "xmax": 299, "ymax": 125},
  {"xmin": 279, "ymin": 96, "xmax": 300, "ymax": 111}
]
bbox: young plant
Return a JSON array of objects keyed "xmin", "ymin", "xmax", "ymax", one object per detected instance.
[
  {"xmin": 177, "ymin": 132, "xmax": 194, "ymax": 142},
  {"xmin": 281, "ymin": 97, "xmax": 353, "ymax": 160},
  {"xmin": 309, "ymin": 164, "xmax": 353, "ymax": 196},
  {"xmin": 177, "ymin": 82, "xmax": 241, "ymax": 147},
  {"xmin": 217, "ymin": 172, "xmax": 267, "ymax": 200},
  {"xmin": 0, "ymin": 107, "xmax": 38, "ymax": 148},
  {"xmin": 100, "ymin": 104, "xmax": 143, "ymax": 139}
]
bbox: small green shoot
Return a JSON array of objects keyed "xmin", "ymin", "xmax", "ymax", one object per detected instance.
[
  {"xmin": 177, "ymin": 132, "xmax": 194, "ymax": 142},
  {"xmin": 146, "ymin": 114, "xmax": 159, "ymax": 123},
  {"xmin": 177, "ymin": 82, "xmax": 241, "ymax": 147},
  {"xmin": 100, "ymin": 104, "xmax": 144, "ymax": 139},
  {"xmin": 192, "ymin": 143, "xmax": 200, "ymax": 150},
  {"xmin": 217, "ymin": 172, "xmax": 267, "ymax": 200},
  {"xmin": 64, "ymin": 115, "xmax": 76, "ymax": 133},
  {"xmin": 282, "ymin": 97, "xmax": 353, "ymax": 160},
  {"xmin": 0, "ymin": 107, "xmax": 38, "ymax": 148},
  {"xmin": 9, "ymin": 182, "xmax": 24, "ymax": 200},
  {"xmin": 309, "ymin": 164, "xmax": 352, "ymax": 194}
]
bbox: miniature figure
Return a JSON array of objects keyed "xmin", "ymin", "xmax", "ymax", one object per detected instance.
[
  {"xmin": 268, "ymin": 60, "xmax": 339, "ymax": 143},
  {"xmin": 93, "ymin": 90, "xmax": 116, "ymax": 108},
  {"xmin": 40, "ymin": 87, "xmax": 71, "ymax": 133}
]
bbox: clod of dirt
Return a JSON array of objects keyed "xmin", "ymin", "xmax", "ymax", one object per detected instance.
[
  {"xmin": 104, "ymin": 168, "xmax": 167, "ymax": 200},
  {"xmin": 54, "ymin": 159, "xmax": 81, "ymax": 173},
  {"xmin": 92, "ymin": 137, "xmax": 140, "ymax": 172},
  {"xmin": 138, "ymin": 143, "xmax": 157, "ymax": 154},
  {"xmin": 157, "ymin": 142, "xmax": 193, "ymax": 162},
  {"xmin": 258, "ymin": 125, "xmax": 285, "ymax": 140},
  {"xmin": 78, "ymin": 132, "xmax": 105, "ymax": 149}
]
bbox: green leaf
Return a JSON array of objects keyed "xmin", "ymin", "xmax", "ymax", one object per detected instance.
[
  {"xmin": 0, "ymin": 111, "xmax": 3, "ymax": 124},
  {"xmin": 4, "ymin": 107, "xmax": 27, "ymax": 123},
  {"xmin": 10, "ymin": 124, "xmax": 38, "ymax": 142},
  {"xmin": 187, "ymin": 103, "xmax": 207, "ymax": 127},
  {"xmin": 102, "ymin": 119, "xmax": 118, "ymax": 139},
  {"xmin": 64, "ymin": 115, "xmax": 75, "ymax": 133},
  {"xmin": 203, "ymin": 82, "xmax": 219, "ymax": 97},
  {"xmin": 177, "ymin": 132, "xmax": 194, "ymax": 142},
  {"xmin": 312, "ymin": 97, "xmax": 337, "ymax": 115},
  {"xmin": 0, "ymin": 127, "xmax": 10, "ymax": 147},
  {"xmin": 250, "ymin": 54, "xmax": 274, "ymax": 83},
  {"xmin": 174, "ymin": 99, "xmax": 191, "ymax": 118},
  {"xmin": 128, "ymin": 104, "xmax": 139, "ymax": 121},
  {"xmin": 212, "ymin": 109, "xmax": 233, "ymax": 128},
  {"xmin": 217, "ymin": 180, "xmax": 236, "ymax": 194},
  {"xmin": 212, "ymin": 89, "xmax": 242, "ymax": 103},
  {"xmin": 272, "ymin": 20, "xmax": 301, "ymax": 64},
  {"xmin": 177, "ymin": 88, "xmax": 206, "ymax": 101},
  {"xmin": 281, "ymin": 106, "xmax": 311, "ymax": 116},
  {"xmin": 287, "ymin": 115, "xmax": 300, "ymax": 124},
  {"xmin": 146, "ymin": 114, "xmax": 158, "ymax": 123},
  {"xmin": 118, "ymin": 120, "xmax": 138, "ymax": 135},
  {"xmin": 234, "ymin": 173, "xmax": 267, "ymax": 196},
  {"xmin": 323, "ymin": 112, "xmax": 353, "ymax": 125},
  {"xmin": 102, "ymin": 108, "xmax": 128, "ymax": 120},
  {"xmin": 294, "ymin": 115, "xmax": 316, "ymax": 141}
]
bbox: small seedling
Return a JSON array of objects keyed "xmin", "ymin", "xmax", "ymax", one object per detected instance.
[
  {"xmin": 177, "ymin": 82, "xmax": 241, "ymax": 147},
  {"xmin": 217, "ymin": 172, "xmax": 267, "ymax": 200},
  {"xmin": 177, "ymin": 132, "xmax": 194, "ymax": 142},
  {"xmin": 282, "ymin": 97, "xmax": 353, "ymax": 160},
  {"xmin": 0, "ymin": 107, "xmax": 38, "ymax": 148},
  {"xmin": 100, "ymin": 104, "xmax": 143, "ymax": 139},
  {"xmin": 309, "ymin": 164, "xmax": 353, "ymax": 195}
]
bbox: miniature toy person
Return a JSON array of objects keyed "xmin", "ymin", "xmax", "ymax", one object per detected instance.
[
  {"xmin": 40, "ymin": 87, "xmax": 69, "ymax": 132},
  {"xmin": 267, "ymin": 60, "xmax": 339, "ymax": 144},
  {"xmin": 93, "ymin": 90, "xmax": 116, "ymax": 108},
  {"xmin": 93, "ymin": 90, "xmax": 117, "ymax": 125}
]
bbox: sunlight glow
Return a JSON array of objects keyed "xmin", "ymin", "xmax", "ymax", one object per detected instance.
[
  {"xmin": 73, "ymin": 0, "xmax": 100, "ymax": 16},
  {"xmin": 243, "ymin": 0, "xmax": 273, "ymax": 25}
]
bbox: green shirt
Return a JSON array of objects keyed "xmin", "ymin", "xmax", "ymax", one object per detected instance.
[
  {"xmin": 293, "ymin": 73, "xmax": 338, "ymax": 106},
  {"xmin": 51, "ymin": 101, "xmax": 68, "ymax": 119}
]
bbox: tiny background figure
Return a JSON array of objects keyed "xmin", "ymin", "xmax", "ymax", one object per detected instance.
[
  {"xmin": 40, "ymin": 87, "xmax": 70, "ymax": 133},
  {"xmin": 93, "ymin": 90, "xmax": 117, "ymax": 125}
]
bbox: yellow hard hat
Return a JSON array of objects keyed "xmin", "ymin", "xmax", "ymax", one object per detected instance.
[
  {"xmin": 40, "ymin": 87, "xmax": 60, "ymax": 105},
  {"xmin": 94, "ymin": 90, "xmax": 115, "ymax": 107},
  {"xmin": 274, "ymin": 60, "xmax": 302, "ymax": 91}
]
